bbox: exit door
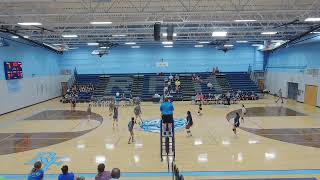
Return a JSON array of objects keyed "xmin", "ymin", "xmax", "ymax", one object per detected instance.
[{"xmin": 287, "ymin": 82, "xmax": 298, "ymax": 101}]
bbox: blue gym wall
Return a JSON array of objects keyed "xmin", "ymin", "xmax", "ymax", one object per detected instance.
[
  {"xmin": 0, "ymin": 40, "xmax": 61, "ymax": 80},
  {"xmin": 61, "ymin": 45, "xmax": 263, "ymax": 74},
  {"xmin": 265, "ymin": 39, "xmax": 320, "ymax": 106},
  {"xmin": 0, "ymin": 37, "xmax": 64, "ymax": 114},
  {"xmin": 267, "ymin": 41, "xmax": 320, "ymax": 72}
]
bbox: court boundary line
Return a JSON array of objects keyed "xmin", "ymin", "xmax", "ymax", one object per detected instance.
[{"xmin": 1, "ymin": 169, "xmax": 320, "ymax": 179}]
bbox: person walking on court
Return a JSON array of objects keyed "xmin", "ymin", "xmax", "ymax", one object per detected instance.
[
  {"xmin": 160, "ymin": 97, "xmax": 174, "ymax": 135},
  {"xmin": 241, "ymin": 104, "xmax": 246, "ymax": 123},
  {"xmin": 134, "ymin": 104, "xmax": 143, "ymax": 124},
  {"xmin": 226, "ymin": 91, "xmax": 231, "ymax": 105},
  {"xmin": 113, "ymin": 106, "xmax": 119, "ymax": 128},
  {"xmin": 197, "ymin": 103, "xmax": 203, "ymax": 116},
  {"xmin": 185, "ymin": 111, "xmax": 193, "ymax": 137},
  {"xmin": 28, "ymin": 161, "xmax": 44, "ymax": 180},
  {"xmin": 128, "ymin": 117, "xmax": 135, "ymax": 144},
  {"xmin": 109, "ymin": 100, "xmax": 115, "ymax": 116},
  {"xmin": 232, "ymin": 112, "xmax": 241, "ymax": 135},
  {"xmin": 87, "ymin": 103, "xmax": 92, "ymax": 120},
  {"xmin": 275, "ymin": 88, "xmax": 284, "ymax": 103}
]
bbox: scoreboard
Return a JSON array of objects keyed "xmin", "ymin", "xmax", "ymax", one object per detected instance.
[{"xmin": 4, "ymin": 62, "xmax": 23, "ymax": 80}]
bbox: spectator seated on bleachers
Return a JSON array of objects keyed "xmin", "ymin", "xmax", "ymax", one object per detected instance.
[
  {"xmin": 207, "ymin": 82, "xmax": 213, "ymax": 90},
  {"xmin": 195, "ymin": 93, "xmax": 204, "ymax": 103}
]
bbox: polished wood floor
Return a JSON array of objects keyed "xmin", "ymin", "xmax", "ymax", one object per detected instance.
[{"xmin": 1, "ymin": 95, "xmax": 320, "ymax": 180}]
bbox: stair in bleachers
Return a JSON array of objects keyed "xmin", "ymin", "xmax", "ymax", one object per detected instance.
[
  {"xmin": 216, "ymin": 74, "xmax": 232, "ymax": 93},
  {"xmin": 142, "ymin": 75, "xmax": 165, "ymax": 101},
  {"xmin": 104, "ymin": 76, "xmax": 133, "ymax": 97},
  {"xmin": 179, "ymin": 75, "xmax": 195, "ymax": 101},
  {"xmin": 93, "ymin": 76, "xmax": 109, "ymax": 98},
  {"xmin": 225, "ymin": 73, "xmax": 260, "ymax": 93},
  {"xmin": 192, "ymin": 74, "xmax": 222, "ymax": 95},
  {"xmin": 132, "ymin": 75, "xmax": 144, "ymax": 97}
]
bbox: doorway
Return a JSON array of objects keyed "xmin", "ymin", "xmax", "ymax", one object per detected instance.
[
  {"xmin": 287, "ymin": 82, "xmax": 298, "ymax": 101},
  {"xmin": 304, "ymin": 85, "xmax": 318, "ymax": 106}
]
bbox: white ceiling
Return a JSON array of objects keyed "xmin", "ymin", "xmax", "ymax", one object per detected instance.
[{"xmin": 0, "ymin": 0, "xmax": 320, "ymax": 47}]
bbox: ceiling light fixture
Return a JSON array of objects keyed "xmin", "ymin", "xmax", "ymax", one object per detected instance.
[
  {"xmin": 236, "ymin": 41, "xmax": 248, "ymax": 43},
  {"xmin": 261, "ymin": 32, "xmax": 277, "ymax": 35},
  {"xmin": 212, "ymin": 31, "xmax": 227, "ymax": 37},
  {"xmin": 87, "ymin": 42, "xmax": 99, "ymax": 46},
  {"xmin": 18, "ymin": 22, "xmax": 42, "ymax": 26},
  {"xmin": 23, "ymin": 36, "xmax": 29, "ymax": 39},
  {"xmin": 162, "ymin": 41, "xmax": 173, "ymax": 45},
  {"xmin": 224, "ymin": 44, "xmax": 234, "ymax": 47},
  {"xmin": 62, "ymin": 34, "xmax": 78, "ymax": 38},
  {"xmin": 100, "ymin": 47, "xmax": 107, "ymax": 49},
  {"xmin": 69, "ymin": 47, "xmax": 79, "ymax": 50},
  {"xmin": 125, "ymin": 42, "xmax": 136, "ymax": 45},
  {"xmin": 164, "ymin": 45, "xmax": 173, "ymax": 48},
  {"xmin": 198, "ymin": 41, "xmax": 210, "ymax": 44},
  {"xmin": 11, "ymin": 36, "xmax": 19, "ymax": 39},
  {"xmin": 194, "ymin": 45, "xmax": 204, "ymax": 48},
  {"xmin": 90, "ymin": 21, "xmax": 112, "ymax": 25},
  {"xmin": 112, "ymin": 34, "xmax": 127, "ymax": 37},
  {"xmin": 162, "ymin": 33, "xmax": 177, "ymax": 37},
  {"xmin": 305, "ymin": 18, "xmax": 320, "ymax": 22},
  {"xmin": 311, "ymin": 31, "xmax": 320, "ymax": 34},
  {"xmin": 234, "ymin": 20, "xmax": 256, "ymax": 22},
  {"xmin": 131, "ymin": 46, "xmax": 140, "ymax": 48}
]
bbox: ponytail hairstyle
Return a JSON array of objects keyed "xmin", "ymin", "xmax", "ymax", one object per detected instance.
[{"xmin": 31, "ymin": 161, "xmax": 42, "ymax": 173}]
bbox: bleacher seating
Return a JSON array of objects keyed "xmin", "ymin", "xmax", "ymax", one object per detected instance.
[
  {"xmin": 142, "ymin": 75, "xmax": 165, "ymax": 101},
  {"xmin": 76, "ymin": 74, "xmax": 99, "ymax": 102},
  {"xmin": 73, "ymin": 72, "xmax": 260, "ymax": 102},
  {"xmin": 225, "ymin": 72, "xmax": 260, "ymax": 93},
  {"xmin": 193, "ymin": 73, "xmax": 223, "ymax": 95},
  {"xmin": 104, "ymin": 76, "xmax": 133, "ymax": 97}
]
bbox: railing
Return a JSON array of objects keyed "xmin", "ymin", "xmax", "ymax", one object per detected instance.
[{"xmin": 67, "ymin": 74, "xmax": 76, "ymax": 89}]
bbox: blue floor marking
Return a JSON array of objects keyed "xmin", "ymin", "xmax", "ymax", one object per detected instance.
[{"xmin": 1, "ymin": 169, "xmax": 320, "ymax": 179}]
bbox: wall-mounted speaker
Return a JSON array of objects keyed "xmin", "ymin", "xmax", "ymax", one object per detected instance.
[
  {"xmin": 154, "ymin": 22, "xmax": 161, "ymax": 41},
  {"xmin": 167, "ymin": 25, "xmax": 174, "ymax": 41}
]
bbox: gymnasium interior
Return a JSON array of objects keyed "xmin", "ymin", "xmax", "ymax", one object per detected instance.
[{"xmin": 1, "ymin": 0, "xmax": 320, "ymax": 180}]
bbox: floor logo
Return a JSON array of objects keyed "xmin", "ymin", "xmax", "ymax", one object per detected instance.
[
  {"xmin": 25, "ymin": 152, "xmax": 65, "ymax": 171},
  {"xmin": 140, "ymin": 118, "xmax": 186, "ymax": 133}
]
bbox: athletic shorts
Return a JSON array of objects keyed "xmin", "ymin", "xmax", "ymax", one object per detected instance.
[
  {"xmin": 162, "ymin": 114, "xmax": 173, "ymax": 124},
  {"xmin": 129, "ymin": 130, "xmax": 134, "ymax": 135},
  {"xmin": 186, "ymin": 124, "xmax": 192, "ymax": 129}
]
